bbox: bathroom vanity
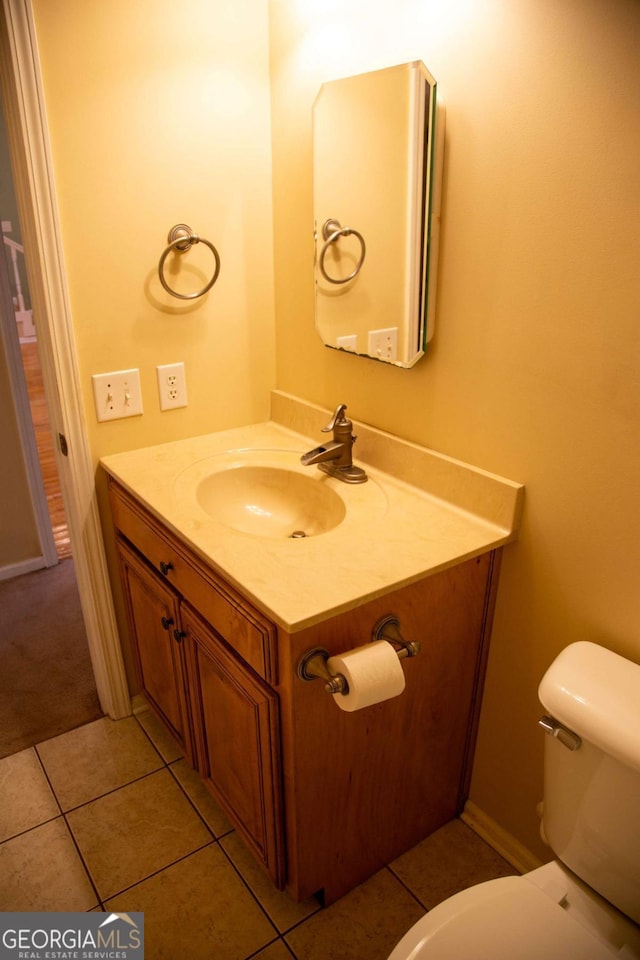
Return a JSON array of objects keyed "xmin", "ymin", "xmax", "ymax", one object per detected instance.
[{"xmin": 102, "ymin": 393, "xmax": 523, "ymax": 904}]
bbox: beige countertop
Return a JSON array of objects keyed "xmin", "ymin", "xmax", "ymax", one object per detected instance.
[{"xmin": 100, "ymin": 393, "xmax": 524, "ymax": 632}]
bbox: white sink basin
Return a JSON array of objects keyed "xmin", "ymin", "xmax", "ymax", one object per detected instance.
[
  {"xmin": 174, "ymin": 449, "xmax": 386, "ymax": 540},
  {"xmin": 196, "ymin": 463, "xmax": 346, "ymax": 538}
]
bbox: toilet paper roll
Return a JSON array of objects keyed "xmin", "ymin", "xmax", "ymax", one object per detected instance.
[{"xmin": 327, "ymin": 640, "xmax": 406, "ymax": 712}]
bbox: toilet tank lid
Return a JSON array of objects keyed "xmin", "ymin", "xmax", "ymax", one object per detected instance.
[{"xmin": 538, "ymin": 641, "xmax": 640, "ymax": 773}]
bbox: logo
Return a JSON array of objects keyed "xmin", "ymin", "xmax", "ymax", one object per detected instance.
[{"xmin": 0, "ymin": 912, "xmax": 144, "ymax": 959}]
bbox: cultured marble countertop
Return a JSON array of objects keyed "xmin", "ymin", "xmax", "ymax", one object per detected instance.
[{"xmin": 100, "ymin": 395, "xmax": 524, "ymax": 632}]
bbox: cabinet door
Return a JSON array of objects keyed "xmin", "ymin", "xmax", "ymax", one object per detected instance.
[
  {"xmin": 182, "ymin": 605, "xmax": 284, "ymax": 887},
  {"xmin": 117, "ymin": 540, "xmax": 192, "ymax": 760}
]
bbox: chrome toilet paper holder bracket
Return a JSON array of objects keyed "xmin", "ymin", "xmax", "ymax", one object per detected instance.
[{"xmin": 296, "ymin": 616, "xmax": 421, "ymax": 696}]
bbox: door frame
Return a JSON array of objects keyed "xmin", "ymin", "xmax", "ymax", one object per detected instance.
[{"xmin": 0, "ymin": 0, "xmax": 131, "ymax": 719}]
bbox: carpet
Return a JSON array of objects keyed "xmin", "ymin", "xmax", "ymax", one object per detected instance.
[{"xmin": 0, "ymin": 558, "xmax": 103, "ymax": 758}]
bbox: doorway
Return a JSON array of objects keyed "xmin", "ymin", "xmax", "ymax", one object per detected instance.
[
  {"xmin": 0, "ymin": 0, "xmax": 131, "ymax": 725},
  {"xmin": 1, "ymin": 90, "xmax": 69, "ymax": 566},
  {"xmin": 0, "ymin": 112, "xmax": 103, "ymax": 754}
]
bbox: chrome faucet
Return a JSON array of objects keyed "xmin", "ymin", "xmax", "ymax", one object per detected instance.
[{"xmin": 300, "ymin": 404, "xmax": 367, "ymax": 483}]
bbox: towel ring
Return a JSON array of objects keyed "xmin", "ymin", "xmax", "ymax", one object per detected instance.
[
  {"xmin": 158, "ymin": 224, "xmax": 221, "ymax": 300},
  {"xmin": 318, "ymin": 218, "xmax": 366, "ymax": 285}
]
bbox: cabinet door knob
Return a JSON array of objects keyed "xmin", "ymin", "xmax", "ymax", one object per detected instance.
[
  {"xmin": 173, "ymin": 629, "xmax": 186, "ymax": 643},
  {"xmin": 160, "ymin": 560, "xmax": 174, "ymax": 575},
  {"xmin": 161, "ymin": 616, "xmax": 174, "ymax": 631}
]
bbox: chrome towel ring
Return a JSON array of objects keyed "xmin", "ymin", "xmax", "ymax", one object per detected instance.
[
  {"xmin": 318, "ymin": 218, "xmax": 366, "ymax": 285},
  {"xmin": 158, "ymin": 224, "xmax": 221, "ymax": 300}
]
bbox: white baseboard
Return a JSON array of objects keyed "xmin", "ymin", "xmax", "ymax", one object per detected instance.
[
  {"xmin": 0, "ymin": 556, "xmax": 46, "ymax": 581},
  {"xmin": 461, "ymin": 801, "xmax": 545, "ymax": 875}
]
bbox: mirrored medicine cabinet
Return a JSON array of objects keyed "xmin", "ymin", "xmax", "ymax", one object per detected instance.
[{"xmin": 313, "ymin": 61, "xmax": 445, "ymax": 368}]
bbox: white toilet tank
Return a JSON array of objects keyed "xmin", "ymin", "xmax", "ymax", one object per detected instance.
[{"xmin": 538, "ymin": 641, "xmax": 640, "ymax": 924}]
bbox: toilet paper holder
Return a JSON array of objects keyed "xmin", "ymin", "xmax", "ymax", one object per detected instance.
[{"xmin": 297, "ymin": 616, "xmax": 421, "ymax": 695}]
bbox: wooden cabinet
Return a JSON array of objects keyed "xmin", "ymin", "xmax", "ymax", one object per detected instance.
[
  {"xmin": 183, "ymin": 605, "xmax": 284, "ymax": 885},
  {"xmin": 277, "ymin": 552, "xmax": 500, "ymax": 904},
  {"xmin": 107, "ymin": 477, "xmax": 500, "ymax": 905},
  {"xmin": 117, "ymin": 540, "xmax": 192, "ymax": 762}
]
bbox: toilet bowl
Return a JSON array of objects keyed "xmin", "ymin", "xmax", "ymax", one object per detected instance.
[
  {"xmin": 388, "ymin": 861, "xmax": 640, "ymax": 959},
  {"xmin": 387, "ymin": 642, "xmax": 640, "ymax": 959}
]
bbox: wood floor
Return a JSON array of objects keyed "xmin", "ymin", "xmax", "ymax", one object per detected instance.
[{"xmin": 19, "ymin": 338, "xmax": 71, "ymax": 560}]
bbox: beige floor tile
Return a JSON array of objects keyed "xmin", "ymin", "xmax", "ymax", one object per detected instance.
[
  {"xmin": 67, "ymin": 768, "xmax": 213, "ymax": 900},
  {"xmin": 0, "ymin": 818, "xmax": 97, "ymax": 910},
  {"xmin": 389, "ymin": 819, "xmax": 516, "ymax": 909},
  {"xmin": 170, "ymin": 758, "xmax": 233, "ymax": 837},
  {"xmin": 105, "ymin": 844, "xmax": 277, "ymax": 960},
  {"xmin": 0, "ymin": 748, "xmax": 59, "ymax": 841},
  {"xmin": 285, "ymin": 868, "xmax": 424, "ymax": 960},
  {"xmin": 135, "ymin": 706, "xmax": 183, "ymax": 763},
  {"xmin": 221, "ymin": 832, "xmax": 320, "ymax": 933},
  {"xmin": 37, "ymin": 716, "xmax": 164, "ymax": 809}
]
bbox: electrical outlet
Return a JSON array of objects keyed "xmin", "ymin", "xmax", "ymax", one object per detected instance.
[
  {"xmin": 336, "ymin": 334, "xmax": 357, "ymax": 352},
  {"xmin": 157, "ymin": 362, "xmax": 188, "ymax": 410},
  {"xmin": 368, "ymin": 327, "xmax": 399, "ymax": 361},
  {"xmin": 92, "ymin": 369, "xmax": 143, "ymax": 422}
]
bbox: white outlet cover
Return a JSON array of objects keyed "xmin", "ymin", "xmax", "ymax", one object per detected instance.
[
  {"xmin": 92, "ymin": 369, "xmax": 143, "ymax": 422},
  {"xmin": 157, "ymin": 362, "xmax": 188, "ymax": 411},
  {"xmin": 368, "ymin": 327, "xmax": 399, "ymax": 361},
  {"xmin": 337, "ymin": 334, "xmax": 357, "ymax": 352}
]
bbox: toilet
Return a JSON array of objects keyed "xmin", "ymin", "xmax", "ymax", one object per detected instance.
[{"xmin": 388, "ymin": 641, "xmax": 640, "ymax": 959}]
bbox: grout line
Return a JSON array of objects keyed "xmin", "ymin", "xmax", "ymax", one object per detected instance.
[
  {"xmin": 32, "ymin": 744, "xmax": 65, "ymax": 815},
  {"xmin": 281, "ymin": 940, "xmax": 299, "ymax": 960},
  {"xmin": 242, "ymin": 936, "xmax": 280, "ymax": 960},
  {"xmin": 244, "ymin": 935, "xmax": 298, "ymax": 960},
  {"xmin": 43, "ymin": 783, "xmax": 105, "ymax": 911},
  {"xmin": 61, "ymin": 814, "xmax": 103, "ymax": 910},
  {"xmin": 278, "ymin": 938, "xmax": 301, "ymax": 960},
  {"xmin": 100, "ymin": 838, "xmax": 218, "ymax": 906},
  {"xmin": 130, "ymin": 713, "xmax": 233, "ymax": 844},
  {"xmin": 59, "ymin": 771, "xmax": 219, "ymax": 904},
  {"xmin": 276, "ymin": 901, "xmax": 324, "ymax": 939},
  {"xmin": 0, "ymin": 813, "xmax": 61, "ymax": 847},
  {"xmin": 0, "ymin": 747, "xmax": 63, "ymax": 846},
  {"xmin": 40, "ymin": 764, "xmax": 169, "ymax": 816},
  {"xmin": 39, "ymin": 745, "xmax": 104, "ymax": 910},
  {"xmin": 164, "ymin": 759, "xmax": 222, "ymax": 841},
  {"xmin": 216, "ymin": 835, "xmax": 282, "ymax": 936},
  {"xmin": 132, "ymin": 711, "xmax": 175, "ymax": 765},
  {"xmin": 386, "ymin": 863, "xmax": 430, "ymax": 912}
]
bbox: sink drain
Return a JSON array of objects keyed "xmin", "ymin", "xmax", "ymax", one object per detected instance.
[{"xmin": 289, "ymin": 530, "xmax": 307, "ymax": 539}]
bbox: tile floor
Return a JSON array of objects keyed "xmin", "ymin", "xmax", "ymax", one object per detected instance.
[{"xmin": 0, "ymin": 708, "xmax": 517, "ymax": 960}]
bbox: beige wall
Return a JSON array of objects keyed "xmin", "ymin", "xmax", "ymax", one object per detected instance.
[
  {"xmin": 269, "ymin": 0, "xmax": 640, "ymax": 858},
  {"xmin": 32, "ymin": 0, "xmax": 276, "ymax": 461}
]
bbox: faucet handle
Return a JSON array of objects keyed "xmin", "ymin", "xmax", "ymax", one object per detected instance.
[{"xmin": 322, "ymin": 403, "xmax": 350, "ymax": 433}]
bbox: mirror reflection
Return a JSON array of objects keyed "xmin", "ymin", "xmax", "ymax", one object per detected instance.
[{"xmin": 313, "ymin": 61, "xmax": 444, "ymax": 368}]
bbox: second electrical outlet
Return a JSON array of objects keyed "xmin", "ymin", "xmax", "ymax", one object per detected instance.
[{"xmin": 157, "ymin": 362, "xmax": 188, "ymax": 410}]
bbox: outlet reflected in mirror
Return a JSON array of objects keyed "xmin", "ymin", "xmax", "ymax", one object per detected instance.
[{"xmin": 313, "ymin": 61, "xmax": 445, "ymax": 368}]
